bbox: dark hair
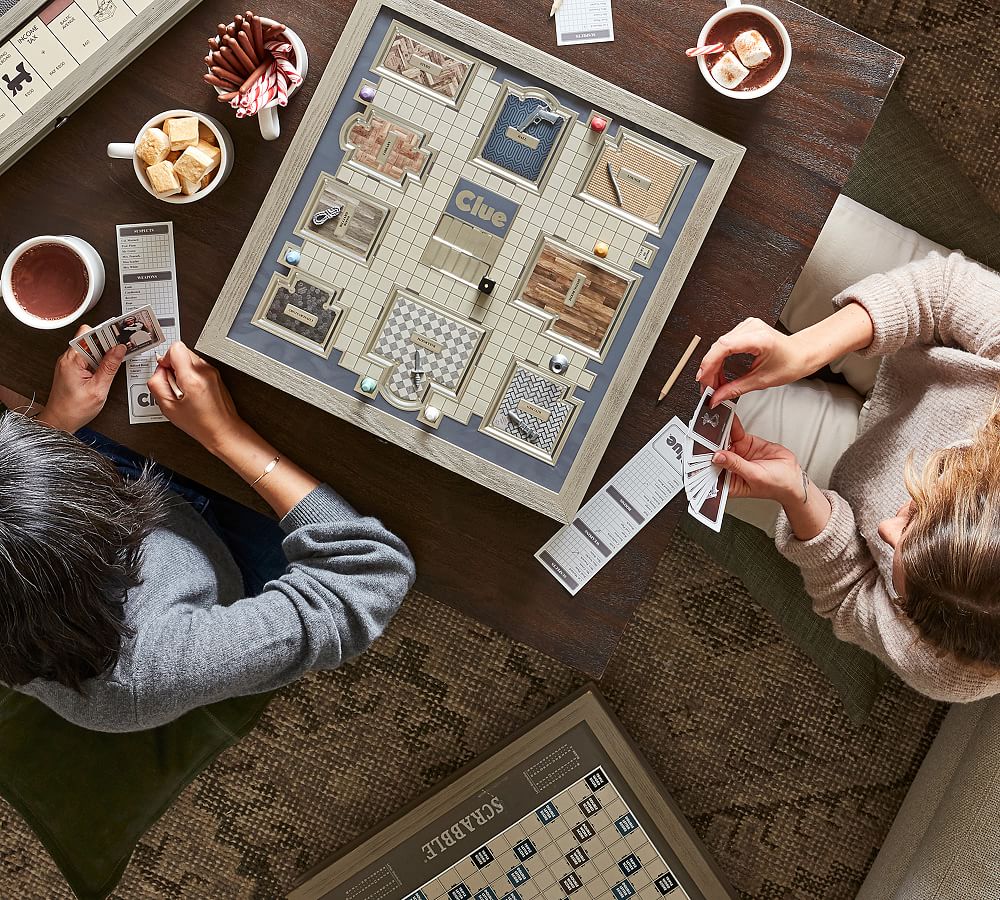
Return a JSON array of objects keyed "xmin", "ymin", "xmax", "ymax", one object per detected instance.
[{"xmin": 0, "ymin": 413, "xmax": 168, "ymax": 691}]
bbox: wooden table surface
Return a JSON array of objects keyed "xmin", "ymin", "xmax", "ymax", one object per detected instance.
[{"xmin": 0, "ymin": 0, "xmax": 901, "ymax": 677}]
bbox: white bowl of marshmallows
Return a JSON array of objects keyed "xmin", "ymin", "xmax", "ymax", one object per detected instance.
[{"xmin": 107, "ymin": 109, "xmax": 234, "ymax": 203}]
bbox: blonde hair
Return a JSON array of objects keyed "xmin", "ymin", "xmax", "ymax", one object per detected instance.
[{"xmin": 899, "ymin": 404, "xmax": 1000, "ymax": 668}]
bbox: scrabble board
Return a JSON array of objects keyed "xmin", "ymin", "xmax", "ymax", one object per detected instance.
[
  {"xmin": 197, "ymin": 0, "xmax": 743, "ymax": 521},
  {"xmin": 0, "ymin": 0, "xmax": 200, "ymax": 173},
  {"xmin": 288, "ymin": 688, "xmax": 735, "ymax": 900}
]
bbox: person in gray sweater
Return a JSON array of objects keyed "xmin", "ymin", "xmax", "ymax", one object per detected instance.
[
  {"xmin": 3, "ymin": 332, "xmax": 415, "ymax": 732},
  {"xmin": 696, "ymin": 252, "xmax": 1000, "ymax": 702}
]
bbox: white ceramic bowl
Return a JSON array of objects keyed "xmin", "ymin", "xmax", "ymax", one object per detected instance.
[
  {"xmin": 2, "ymin": 235, "xmax": 105, "ymax": 330},
  {"xmin": 107, "ymin": 108, "xmax": 234, "ymax": 204},
  {"xmin": 697, "ymin": 2, "xmax": 792, "ymax": 100}
]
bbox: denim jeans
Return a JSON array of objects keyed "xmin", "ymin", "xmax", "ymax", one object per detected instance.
[{"xmin": 77, "ymin": 429, "xmax": 288, "ymax": 595}]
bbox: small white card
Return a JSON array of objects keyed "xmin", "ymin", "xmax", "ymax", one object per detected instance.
[
  {"xmin": 555, "ymin": 0, "xmax": 615, "ymax": 46},
  {"xmin": 536, "ymin": 417, "xmax": 685, "ymax": 595}
]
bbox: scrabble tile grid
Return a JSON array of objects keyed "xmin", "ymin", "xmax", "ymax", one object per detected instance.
[
  {"xmin": 289, "ymin": 65, "xmax": 651, "ymax": 431},
  {"xmin": 0, "ymin": 0, "xmax": 154, "ymax": 134},
  {"xmin": 405, "ymin": 768, "xmax": 690, "ymax": 900}
]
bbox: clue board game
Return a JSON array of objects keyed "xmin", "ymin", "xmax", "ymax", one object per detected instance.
[
  {"xmin": 197, "ymin": 0, "xmax": 743, "ymax": 522},
  {"xmin": 288, "ymin": 687, "xmax": 736, "ymax": 900},
  {"xmin": 0, "ymin": 0, "xmax": 202, "ymax": 173}
]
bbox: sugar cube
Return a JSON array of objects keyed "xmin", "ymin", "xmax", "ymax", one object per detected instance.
[
  {"xmin": 711, "ymin": 52, "xmax": 750, "ymax": 90},
  {"xmin": 733, "ymin": 30, "xmax": 772, "ymax": 68}
]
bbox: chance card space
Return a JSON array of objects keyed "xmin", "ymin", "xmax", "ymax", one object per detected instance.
[{"xmin": 288, "ymin": 688, "xmax": 735, "ymax": 900}]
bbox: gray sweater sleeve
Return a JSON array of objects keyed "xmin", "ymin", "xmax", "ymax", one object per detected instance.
[{"xmin": 133, "ymin": 485, "xmax": 414, "ymax": 724}]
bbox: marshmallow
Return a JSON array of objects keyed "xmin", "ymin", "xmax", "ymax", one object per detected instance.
[
  {"xmin": 733, "ymin": 30, "xmax": 772, "ymax": 68},
  {"xmin": 173, "ymin": 145, "xmax": 215, "ymax": 183},
  {"xmin": 164, "ymin": 116, "xmax": 199, "ymax": 151},
  {"xmin": 711, "ymin": 52, "xmax": 750, "ymax": 90},
  {"xmin": 180, "ymin": 177, "xmax": 201, "ymax": 196},
  {"xmin": 194, "ymin": 139, "xmax": 221, "ymax": 172},
  {"xmin": 146, "ymin": 160, "xmax": 181, "ymax": 196},
  {"xmin": 197, "ymin": 120, "xmax": 217, "ymax": 144},
  {"xmin": 135, "ymin": 127, "xmax": 170, "ymax": 166}
]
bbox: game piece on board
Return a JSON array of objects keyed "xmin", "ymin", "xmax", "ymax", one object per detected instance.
[
  {"xmin": 594, "ymin": 241, "xmax": 609, "ymax": 257},
  {"xmin": 311, "ymin": 205, "xmax": 343, "ymax": 226},
  {"xmin": 478, "ymin": 276, "xmax": 495, "ymax": 294},
  {"xmin": 424, "ymin": 405, "xmax": 440, "ymax": 423},
  {"xmin": 606, "ymin": 160, "xmax": 624, "ymax": 205},
  {"xmin": 549, "ymin": 353, "xmax": 569, "ymax": 375},
  {"xmin": 136, "ymin": 127, "xmax": 171, "ymax": 166},
  {"xmin": 590, "ymin": 114, "xmax": 607, "ymax": 132},
  {"xmin": 359, "ymin": 84, "xmax": 376, "ymax": 102},
  {"xmin": 360, "ymin": 377, "xmax": 377, "ymax": 393},
  {"xmin": 284, "ymin": 247, "xmax": 301, "ymax": 265}
]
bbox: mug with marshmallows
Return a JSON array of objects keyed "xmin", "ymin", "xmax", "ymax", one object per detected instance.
[
  {"xmin": 696, "ymin": 0, "xmax": 792, "ymax": 99},
  {"xmin": 108, "ymin": 109, "xmax": 234, "ymax": 203},
  {"xmin": 2, "ymin": 235, "xmax": 105, "ymax": 330}
]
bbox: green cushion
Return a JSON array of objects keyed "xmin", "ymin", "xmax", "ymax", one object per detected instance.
[
  {"xmin": 680, "ymin": 517, "xmax": 889, "ymax": 723},
  {"xmin": 843, "ymin": 92, "xmax": 1000, "ymax": 271},
  {"xmin": 0, "ymin": 686, "xmax": 272, "ymax": 899}
]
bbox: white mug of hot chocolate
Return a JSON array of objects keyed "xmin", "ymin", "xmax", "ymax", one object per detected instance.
[
  {"xmin": 697, "ymin": 1, "xmax": 792, "ymax": 99},
  {"xmin": 209, "ymin": 26, "xmax": 308, "ymax": 141},
  {"xmin": 2, "ymin": 235, "xmax": 105, "ymax": 330}
]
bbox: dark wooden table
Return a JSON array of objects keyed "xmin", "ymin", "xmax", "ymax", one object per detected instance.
[{"xmin": 0, "ymin": 0, "xmax": 900, "ymax": 677}]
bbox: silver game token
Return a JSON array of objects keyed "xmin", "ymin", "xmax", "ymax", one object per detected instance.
[{"xmin": 549, "ymin": 354, "xmax": 570, "ymax": 375}]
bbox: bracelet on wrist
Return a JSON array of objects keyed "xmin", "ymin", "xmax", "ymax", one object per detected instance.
[{"xmin": 250, "ymin": 455, "xmax": 280, "ymax": 487}]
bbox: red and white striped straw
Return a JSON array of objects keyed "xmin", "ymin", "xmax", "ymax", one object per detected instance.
[
  {"xmin": 685, "ymin": 42, "xmax": 725, "ymax": 57},
  {"xmin": 230, "ymin": 39, "xmax": 302, "ymax": 118}
]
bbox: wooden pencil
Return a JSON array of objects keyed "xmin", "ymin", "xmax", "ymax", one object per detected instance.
[
  {"xmin": 549, "ymin": 0, "xmax": 563, "ymax": 16},
  {"xmin": 656, "ymin": 334, "xmax": 701, "ymax": 404}
]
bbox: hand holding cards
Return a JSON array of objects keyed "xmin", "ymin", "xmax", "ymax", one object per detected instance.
[
  {"xmin": 684, "ymin": 386, "xmax": 737, "ymax": 532},
  {"xmin": 70, "ymin": 306, "xmax": 166, "ymax": 368}
]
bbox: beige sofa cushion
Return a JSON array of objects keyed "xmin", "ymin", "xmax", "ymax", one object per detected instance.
[{"xmin": 781, "ymin": 195, "xmax": 948, "ymax": 395}]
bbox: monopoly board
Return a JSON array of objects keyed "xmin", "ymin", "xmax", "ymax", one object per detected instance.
[
  {"xmin": 0, "ymin": 0, "xmax": 201, "ymax": 172},
  {"xmin": 288, "ymin": 688, "xmax": 735, "ymax": 900},
  {"xmin": 197, "ymin": 0, "xmax": 743, "ymax": 521}
]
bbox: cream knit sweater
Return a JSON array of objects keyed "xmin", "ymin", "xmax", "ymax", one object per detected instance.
[{"xmin": 775, "ymin": 252, "xmax": 1000, "ymax": 703}]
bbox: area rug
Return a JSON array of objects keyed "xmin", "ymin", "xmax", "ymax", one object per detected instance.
[
  {"xmin": 808, "ymin": 0, "xmax": 1000, "ymax": 211},
  {"xmin": 0, "ymin": 529, "xmax": 943, "ymax": 899}
]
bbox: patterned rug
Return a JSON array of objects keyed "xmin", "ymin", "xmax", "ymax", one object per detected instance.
[
  {"xmin": 808, "ymin": 0, "xmax": 1000, "ymax": 211},
  {"xmin": 0, "ymin": 530, "xmax": 943, "ymax": 899}
]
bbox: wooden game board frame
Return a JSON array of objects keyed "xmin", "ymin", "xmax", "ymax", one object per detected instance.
[
  {"xmin": 287, "ymin": 686, "xmax": 736, "ymax": 900},
  {"xmin": 0, "ymin": 0, "xmax": 204, "ymax": 174},
  {"xmin": 197, "ymin": 0, "xmax": 743, "ymax": 522}
]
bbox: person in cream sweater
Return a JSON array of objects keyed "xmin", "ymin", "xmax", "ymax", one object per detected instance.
[{"xmin": 696, "ymin": 252, "xmax": 1000, "ymax": 703}]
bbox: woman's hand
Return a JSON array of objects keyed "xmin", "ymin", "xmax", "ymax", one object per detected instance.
[
  {"xmin": 38, "ymin": 325, "xmax": 127, "ymax": 432},
  {"xmin": 696, "ymin": 317, "xmax": 814, "ymax": 406},
  {"xmin": 711, "ymin": 416, "xmax": 805, "ymax": 503},
  {"xmin": 147, "ymin": 341, "xmax": 248, "ymax": 454}
]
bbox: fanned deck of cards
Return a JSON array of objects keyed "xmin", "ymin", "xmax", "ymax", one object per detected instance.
[
  {"xmin": 684, "ymin": 386, "xmax": 737, "ymax": 532},
  {"xmin": 70, "ymin": 306, "xmax": 166, "ymax": 368}
]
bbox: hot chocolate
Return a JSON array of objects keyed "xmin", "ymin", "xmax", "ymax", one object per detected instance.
[
  {"xmin": 11, "ymin": 242, "xmax": 90, "ymax": 320},
  {"xmin": 705, "ymin": 12, "xmax": 785, "ymax": 92}
]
